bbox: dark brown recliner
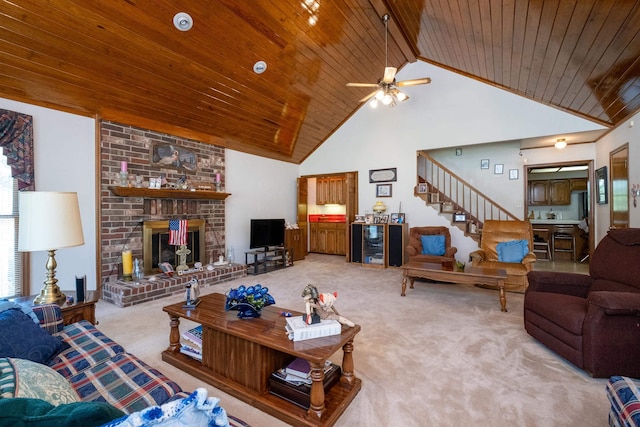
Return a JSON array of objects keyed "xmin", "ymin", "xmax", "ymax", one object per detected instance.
[
  {"xmin": 406, "ymin": 226, "xmax": 457, "ymax": 263},
  {"xmin": 524, "ymin": 228, "xmax": 640, "ymax": 378}
]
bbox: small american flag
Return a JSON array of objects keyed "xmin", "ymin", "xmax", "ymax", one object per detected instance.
[{"xmin": 169, "ymin": 219, "xmax": 188, "ymax": 246}]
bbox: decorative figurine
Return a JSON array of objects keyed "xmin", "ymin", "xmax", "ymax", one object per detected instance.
[
  {"xmin": 302, "ymin": 284, "xmax": 354, "ymax": 327},
  {"xmin": 183, "ymin": 278, "xmax": 200, "ymax": 309}
]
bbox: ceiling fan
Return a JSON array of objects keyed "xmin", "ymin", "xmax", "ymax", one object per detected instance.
[{"xmin": 347, "ymin": 14, "xmax": 431, "ymax": 107}]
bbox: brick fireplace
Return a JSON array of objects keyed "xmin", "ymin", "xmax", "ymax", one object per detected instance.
[{"xmin": 99, "ymin": 121, "xmax": 246, "ymax": 307}]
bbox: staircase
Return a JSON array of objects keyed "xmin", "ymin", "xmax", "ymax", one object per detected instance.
[{"xmin": 416, "ymin": 152, "xmax": 519, "ymax": 240}]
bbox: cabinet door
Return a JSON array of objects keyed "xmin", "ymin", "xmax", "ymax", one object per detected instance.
[
  {"xmin": 336, "ymin": 225, "xmax": 346, "ymax": 255},
  {"xmin": 549, "ymin": 179, "xmax": 571, "ymax": 205},
  {"xmin": 570, "ymin": 178, "xmax": 587, "ymax": 191},
  {"xmin": 309, "ymin": 225, "xmax": 319, "ymax": 252},
  {"xmin": 317, "ymin": 229, "xmax": 327, "ymax": 253},
  {"xmin": 351, "ymin": 223, "xmax": 363, "ymax": 263},
  {"xmin": 325, "ymin": 228, "xmax": 337, "ymax": 254},
  {"xmin": 362, "ymin": 224, "xmax": 386, "ymax": 267},
  {"xmin": 316, "ymin": 177, "xmax": 330, "ymax": 205},
  {"xmin": 528, "ymin": 181, "xmax": 548, "ymax": 205}
]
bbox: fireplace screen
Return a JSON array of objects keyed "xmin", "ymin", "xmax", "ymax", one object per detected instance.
[{"xmin": 143, "ymin": 220, "xmax": 206, "ymax": 275}]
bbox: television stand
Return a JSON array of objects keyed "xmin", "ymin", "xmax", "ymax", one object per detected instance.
[{"xmin": 245, "ymin": 246, "xmax": 293, "ymax": 275}]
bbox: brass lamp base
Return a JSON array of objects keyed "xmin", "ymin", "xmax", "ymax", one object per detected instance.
[
  {"xmin": 33, "ymin": 249, "xmax": 67, "ymax": 305},
  {"xmin": 33, "ymin": 285, "xmax": 66, "ymax": 305}
]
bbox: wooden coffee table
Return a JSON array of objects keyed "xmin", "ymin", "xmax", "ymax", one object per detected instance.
[
  {"xmin": 401, "ymin": 262, "xmax": 508, "ymax": 312},
  {"xmin": 161, "ymin": 293, "xmax": 361, "ymax": 427}
]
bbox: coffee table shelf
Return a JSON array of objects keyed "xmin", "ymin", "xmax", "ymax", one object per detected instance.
[{"xmin": 161, "ymin": 293, "xmax": 361, "ymax": 426}]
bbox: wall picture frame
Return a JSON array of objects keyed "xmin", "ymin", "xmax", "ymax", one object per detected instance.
[
  {"xmin": 596, "ymin": 166, "xmax": 608, "ymax": 204},
  {"xmin": 509, "ymin": 169, "xmax": 519, "ymax": 180},
  {"xmin": 369, "ymin": 168, "xmax": 397, "ymax": 183},
  {"xmin": 150, "ymin": 143, "xmax": 197, "ymax": 171},
  {"xmin": 494, "ymin": 164, "xmax": 504, "ymax": 174},
  {"xmin": 455, "ymin": 148, "xmax": 462, "ymax": 156},
  {"xmin": 376, "ymin": 183, "xmax": 392, "ymax": 197},
  {"xmin": 481, "ymin": 159, "xmax": 489, "ymax": 169},
  {"xmin": 417, "ymin": 183, "xmax": 428, "ymax": 194},
  {"xmin": 453, "ymin": 212, "xmax": 467, "ymax": 222}
]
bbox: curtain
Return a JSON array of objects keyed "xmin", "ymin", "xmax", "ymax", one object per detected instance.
[{"xmin": 0, "ymin": 109, "xmax": 34, "ymax": 191}]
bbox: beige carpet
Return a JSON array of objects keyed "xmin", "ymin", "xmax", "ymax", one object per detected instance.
[{"xmin": 95, "ymin": 254, "xmax": 609, "ymax": 427}]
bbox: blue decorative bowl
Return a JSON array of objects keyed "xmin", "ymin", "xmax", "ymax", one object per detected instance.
[{"xmin": 225, "ymin": 284, "xmax": 275, "ymax": 319}]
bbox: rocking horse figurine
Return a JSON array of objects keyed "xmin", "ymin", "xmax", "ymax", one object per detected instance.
[{"xmin": 301, "ymin": 284, "xmax": 354, "ymax": 327}]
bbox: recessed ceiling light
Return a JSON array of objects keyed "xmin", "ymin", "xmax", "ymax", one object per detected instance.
[
  {"xmin": 253, "ymin": 61, "xmax": 267, "ymax": 74},
  {"xmin": 173, "ymin": 12, "xmax": 193, "ymax": 31}
]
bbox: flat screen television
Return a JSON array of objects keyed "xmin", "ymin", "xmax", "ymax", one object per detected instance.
[{"xmin": 250, "ymin": 219, "xmax": 285, "ymax": 250}]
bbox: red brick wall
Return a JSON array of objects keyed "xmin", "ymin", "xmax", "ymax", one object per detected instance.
[{"xmin": 99, "ymin": 121, "xmax": 226, "ymax": 285}]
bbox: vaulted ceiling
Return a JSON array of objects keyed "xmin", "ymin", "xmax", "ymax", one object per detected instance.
[{"xmin": 1, "ymin": 1, "xmax": 639, "ymax": 163}]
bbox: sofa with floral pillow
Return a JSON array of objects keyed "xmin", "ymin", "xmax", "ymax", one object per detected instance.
[{"xmin": 0, "ymin": 302, "xmax": 239, "ymax": 427}]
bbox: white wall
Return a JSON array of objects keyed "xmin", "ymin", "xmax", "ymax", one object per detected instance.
[
  {"xmin": 0, "ymin": 98, "xmax": 96, "ymax": 292},
  {"xmin": 225, "ymin": 150, "xmax": 299, "ymax": 258},
  {"xmin": 301, "ymin": 61, "xmax": 605, "ymax": 261}
]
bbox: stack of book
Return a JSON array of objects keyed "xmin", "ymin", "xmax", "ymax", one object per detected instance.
[
  {"xmin": 268, "ymin": 357, "xmax": 341, "ymax": 409},
  {"xmin": 284, "ymin": 316, "xmax": 342, "ymax": 341},
  {"xmin": 179, "ymin": 325, "xmax": 202, "ymax": 361}
]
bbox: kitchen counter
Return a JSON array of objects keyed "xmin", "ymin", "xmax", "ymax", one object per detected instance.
[
  {"xmin": 308, "ymin": 214, "xmax": 347, "ymax": 223},
  {"xmin": 530, "ymin": 219, "xmax": 582, "ymax": 225}
]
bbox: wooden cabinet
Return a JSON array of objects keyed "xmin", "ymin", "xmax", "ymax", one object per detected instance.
[
  {"xmin": 570, "ymin": 178, "xmax": 588, "ymax": 191},
  {"xmin": 309, "ymin": 222, "xmax": 346, "ymax": 255},
  {"xmin": 284, "ymin": 228, "xmax": 306, "ymax": 261},
  {"xmin": 529, "ymin": 181, "xmax": 549, "ymax": 205},
  {"xmin": 316, "ymin": 177, "xmax": 346, "ymax": 205},
  {"xmin": 549, "ymin": 179, "xmax": 571, "ymax": 204},
  {"xmin": 528, "ymin": 179, "xmax": 571, "ymax": 205}
]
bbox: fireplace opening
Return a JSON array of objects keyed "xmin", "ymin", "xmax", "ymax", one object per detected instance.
[{"xmin": 143, "ymin": 220, "xmax": 206, "ymax": 275}]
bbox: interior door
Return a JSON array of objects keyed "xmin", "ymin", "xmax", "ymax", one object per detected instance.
[{"xmin": 610, "ymin": 144, "xmax": 629, "ymax": 229}]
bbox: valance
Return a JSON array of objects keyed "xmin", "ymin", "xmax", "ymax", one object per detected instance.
[{"xmin": 0, "ymin": 109, "xmax": 34, "ymax": 191}]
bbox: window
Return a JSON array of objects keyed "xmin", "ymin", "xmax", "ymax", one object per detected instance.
[{"xmin": 0, "ymin": 152, "xmax": 22, "ymax": 298}]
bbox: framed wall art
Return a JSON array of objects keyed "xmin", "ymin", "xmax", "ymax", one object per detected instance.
[
  {"xmin": 376, "ymin": 183, "xmax": 392, "ymax": 197},
  {"xmin": 481, "ymin": 159, "xmax": 489, "ymax": 169},
  {"xmin": 369, "ymin": 168, "xmax": 397, "ymax": 183},
  {"xmin": 417, "ymin": 183, "xmax": 428, "ymax": 194},
  {"xmin": 494, "ymin": 164, "xmax": 504, "ymax": 174},
  {"xmin": 509, "ymin": 169, "xmax": 519, "ymax": 180},
  {"xmin": 150, "ymin": 143, "xmax": 197, "ymax": 171},
  {"xmin": 596, "ymin": 166, "xmax": 608, "ymax": 204}
]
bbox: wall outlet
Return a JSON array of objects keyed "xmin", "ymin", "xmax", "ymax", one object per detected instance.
[{"xmin": 514, "ymin": 201, "xmax": 523, "ymax": 208}]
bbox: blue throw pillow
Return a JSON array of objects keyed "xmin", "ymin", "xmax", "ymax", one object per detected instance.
[
  {"xmin": 496, "ymin": 239, "xmax": 529, "ymax": 263},
  {"xmin": 421, "ymin": 235, "xmax": 446, "ymax": 256},
  {"xmin": 0, "ymin": 309, "xmax": 68, "ymax": 364}
]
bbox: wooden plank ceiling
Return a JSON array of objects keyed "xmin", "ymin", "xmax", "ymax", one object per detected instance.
[{"xmin": 1, "ymin": 1, "xmax": 639, "ymax": 163}]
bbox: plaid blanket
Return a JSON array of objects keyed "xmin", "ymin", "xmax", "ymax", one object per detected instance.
[{"xmin": 608, "ymin": 376, "xmax": 640, "ymax": 427}]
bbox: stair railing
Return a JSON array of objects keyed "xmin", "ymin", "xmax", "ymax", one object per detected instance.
[{"xmin": 417, "ymin": 152, "xmax": 519, "ymax": 227}]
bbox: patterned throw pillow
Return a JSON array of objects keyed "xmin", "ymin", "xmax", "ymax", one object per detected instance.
[{"xmin": 0, "ymin": 357, "xmax": 80, "ymax": 405}]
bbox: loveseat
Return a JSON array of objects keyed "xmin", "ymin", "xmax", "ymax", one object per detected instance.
[
  {"xmin": 0, "ymin": 302, "xmax": 231, "ymax": 426},
  {"xmin": 524, "ymin": 228, "xmax": 640, "ymax": 378}
]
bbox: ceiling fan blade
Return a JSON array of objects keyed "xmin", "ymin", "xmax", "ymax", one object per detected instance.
[
  {"xmin": 382, "ymin": 67, "xmax": 397, "ymax": 84},
  {"xmin": 397, "ymin": 77, "xmax": 432, "ymax": 87},
  {"xmin": 358, "ymin": 90, "xmax": 378, "ymax": 103},
  {"xmin": 346, "ymin": 82, "xmax": 380, "ymax": 88}
]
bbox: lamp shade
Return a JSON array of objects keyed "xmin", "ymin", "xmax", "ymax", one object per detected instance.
[{"xmin": 18, "ymin": 192, "xmax": 85, "ymax": 251}]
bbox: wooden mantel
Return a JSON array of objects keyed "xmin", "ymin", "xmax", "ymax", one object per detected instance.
[{"xmin": 109, "ymin": 186, "xmax": 231, "ymax": 200}]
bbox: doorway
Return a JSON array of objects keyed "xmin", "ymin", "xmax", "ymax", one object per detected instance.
[
  {"xmin": 524, "ymin": 160, "xmax": 594, "ymax": 262},
  {"xmin": 610, "ymin": 144, "xmax": 630, "ymax": 229}
]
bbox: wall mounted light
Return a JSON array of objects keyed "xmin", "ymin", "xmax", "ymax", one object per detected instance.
[{"xmin": 555, "ymin": 138, "xmax": 567, "ymax": 149}]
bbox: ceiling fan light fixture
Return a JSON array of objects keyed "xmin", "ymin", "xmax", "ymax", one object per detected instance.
[
  {"xmin": 370, "ymin": 99, "xmax": 379, "ymax": 108},
  {"xmin": 173, "ymin": 12, "xmax": 193, "ymax": 31},
  {"xmin": 396, "ymin": 91, "xmax": 408, "ymax": 102}
]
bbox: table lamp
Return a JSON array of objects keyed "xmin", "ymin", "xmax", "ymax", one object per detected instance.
[{"xmin": 18, "ymin": 191, "xmax": 85, "ymax": 305}]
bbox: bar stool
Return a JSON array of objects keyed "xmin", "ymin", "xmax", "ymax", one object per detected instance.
[
  {"xmin": 532, "ymin": 228, "xmax": 552, "ymax": 261},
  {"xmin": 553, "ymin": 225, "xmax": 576, "ymax": 261}
]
